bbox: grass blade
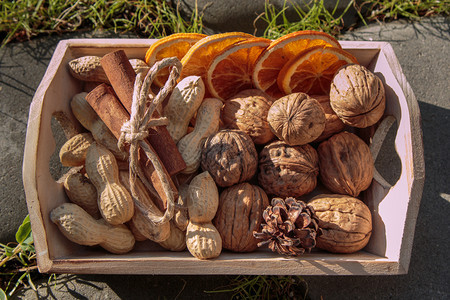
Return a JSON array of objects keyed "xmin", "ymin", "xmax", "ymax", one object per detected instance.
[{"xmin": 15, "ymin": 216, "xmax": 31, "ymax": 244}]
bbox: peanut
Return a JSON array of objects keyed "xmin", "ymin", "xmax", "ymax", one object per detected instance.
[
  {"xmin": 127, "ymin": 220, "xmax": 148, "ymax": 242},
  {"xmin": 69, "ymin": 56, "xmax": 149, "ymax": 83},
  {"xmin": 70, "ymin": 92, "xmax": 127, "ymax": 160},
  {"xmin": 129, "ymin": 59, "xmax": 150, "ymax": 75},
  {"xmin": 52, "ymin": 111, "xmax": 81, "ymax": 139},
  {"xmin": 164, "ymin": 76, "xmax": 205, "ymax": 143},
  {"xmin": 177, "ymin": 98, "xmax": 222, "ymax": 174},
  {"xmin": 69, "ymin": 56, "xmax": 109, "ymax": 82},
  {"xmin": 63, "ymin": 170, "xmax": 100, "ymax": 219},
  {"xmin": 159, "ymin": 221, "xmax": 187, "ymax": 251},
  {"xmin": 85, "ymin": 142, "xmax": 134, "ymax": 225},
  {"xmin": 173, "ymin": 183, "xmax": 189, "ymax": 231},
  {"xmin": 185, "ymin": 172, "xmax": 222, "ymax": 259},
  {"xmin": 59, "ymin": 132, "xmax": 94, "ymax": 167},
  {"xmin": 50, "ymin": 203, "xmax": 135, "ymax": 254},
  {"xmin": 187, "ymin": 171, "xmax": 219, "ymax": 223},
  {"xmin": 186, "ymin": 221, "xmax": 222, "ymax": 260}
]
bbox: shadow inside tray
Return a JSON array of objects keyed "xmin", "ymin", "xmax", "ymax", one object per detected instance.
[
  {"xmin": 49, "ymin": 114, "xmax": 72, "ymax": 182},
  {"xmin": 302, "ymin": 101, "xmax": 449, "ymax": 298},
  {"xmin": 373, "ymin": 118, "xmax": 401, "ymax": 187}
]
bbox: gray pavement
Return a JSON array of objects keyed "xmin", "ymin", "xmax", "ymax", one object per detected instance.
[
  {"xmin": 0, "ymin": 16, "xmax": 449, "ymax": 300},
  {"xmin": 174, "ymin": 0, "xmax": 358, "ymax": 34}
]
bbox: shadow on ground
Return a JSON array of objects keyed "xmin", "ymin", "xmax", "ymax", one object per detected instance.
[
  {"xmin": 12, "ymin": 274, "xmax": 237, "ymax": 299},
  {"xmin": 302, "ymin": 101, "xmax": 450, "ymax": 299}
]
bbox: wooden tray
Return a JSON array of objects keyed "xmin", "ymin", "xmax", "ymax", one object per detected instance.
[{"xmin": 22, "ymin": 39, "xmax": 425, "ymax": 275}]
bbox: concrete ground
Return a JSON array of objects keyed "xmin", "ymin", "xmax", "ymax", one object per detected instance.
[{"xmin": 0, "ymin": 16, "xmax": 449, "ymax": 299}]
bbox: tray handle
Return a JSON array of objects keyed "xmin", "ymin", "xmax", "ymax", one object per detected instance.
[{"xmin": 369, "ymin": 115, "xmax": 397, "ymax": 190}]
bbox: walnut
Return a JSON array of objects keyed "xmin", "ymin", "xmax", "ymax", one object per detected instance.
[
  {"xmin": 267, "ymin": 93, "xmax": 326, "ymax": 145},
  {"xmin": 308, "ymin": 194, "xmax": 372, "ymax": 253},
  {"xmin": 222, "ymin": 89, "xmax": 275, "ymax": 144},
  {"xmin": 201, "ymin": 129, "xmax": 258, "ymax": 187},
  {"xmin": 258, "ymin": 140, "xmax": 319, "ymax": 197},
  {"xmin": 318, "ymin": 131, "xmax": 374, "ymax": 197},
  {"xmin": 213, "ymin": 183, "xmax": 269, "ymax": 252},
  {"xmin": 330, "ymin": 64, "xmax": 386, "ymax": 128},
  {"xmin": 311, "ymin": 95, "xmax": 346, "ymax": 142}
]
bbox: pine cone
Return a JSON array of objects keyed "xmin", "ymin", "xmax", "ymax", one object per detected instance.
[{"xmin": 253, "ymin": 197, "xmax": 322, "ymax": 256}]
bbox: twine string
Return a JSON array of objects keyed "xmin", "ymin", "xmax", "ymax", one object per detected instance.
[{"xmin": 118, "ymin": 57, "xmax": 182, "ymax": 225}]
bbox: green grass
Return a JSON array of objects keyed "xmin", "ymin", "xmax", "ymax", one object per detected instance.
[
  {"xmin": 357, "ymin": 0, "xmax": 450, "ymax": 22},
  {"xmin": 0, "ymin": 216, "xmax": 40, "ymax": 299},
  {"xmin": 259, "ymin": 0, "xmax": 355, "ymax": 39},
  {"xmin": 259, "ymin": 0, "xmax": 449, "ymax": 39},
  {"xmin": 1, "ymin": 0, "xmax": 448, "ymax": 46},
  {"xmin": 0, "ymin": 0, "xmax": 204, "ymax": 47}
]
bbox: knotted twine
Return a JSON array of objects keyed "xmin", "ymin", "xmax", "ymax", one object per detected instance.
[{"xmin": 118, "ymin": 57, "xmax": 182, "ymax": 225}]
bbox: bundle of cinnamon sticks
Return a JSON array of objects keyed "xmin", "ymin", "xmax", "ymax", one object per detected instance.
[{"xmin": 86, "ymin": 50, "xmax": 186, "ymax": 212}]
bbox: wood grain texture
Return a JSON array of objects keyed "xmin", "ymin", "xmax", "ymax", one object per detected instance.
[{"xmin": 22, "ymin": 39, "xmax": 424, "ymax": 275}]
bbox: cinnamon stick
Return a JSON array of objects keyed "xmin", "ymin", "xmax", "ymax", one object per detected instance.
[
  {"xmin": 86, "ymin": 83, "xmax": 176, "ymax": 211},
  {"xmin": 100, "ymin": 50, "xmax": 186, "ymax": 176}
]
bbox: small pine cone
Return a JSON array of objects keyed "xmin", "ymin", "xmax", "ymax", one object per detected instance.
[{"xmin": 253, "ymin": 197, "xmax": 321, "ymax": 256}]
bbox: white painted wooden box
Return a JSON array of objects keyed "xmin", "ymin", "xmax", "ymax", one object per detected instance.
[{"xmin": 23, "ymin": 39, "xmax": 425, "ymax": 275}]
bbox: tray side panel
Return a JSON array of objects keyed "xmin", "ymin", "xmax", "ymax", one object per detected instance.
[
  {"xmin": 50, "ymin": 251, "xmax": 402, "ymax": 276},
  {"xmin": 380, "ymin": 43, "xmax": 425, "ymax": 273},
  {"xmin": 363, "ymin": 44, "xmax": 424, "ymax": 269},
  {"xmin": 23, "ymin": 40, "xmax": 72, "ymax": 272}
]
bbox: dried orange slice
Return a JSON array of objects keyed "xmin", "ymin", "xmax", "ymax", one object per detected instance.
[
  {"xmin": 206, "ymin": 37, "xmax": 271, "ymax": 101},
  {"xmin": 144, "ymin": 33, "xmax": 206, "ymax": 87},
  {"xmin": 278, "ymin": 46, "xmax": 358, "ymax": 95},
  {"xmin": 252, "ymin": 30, "xmax": 341, "ymax": 98},
  {"xmin": 180, "ymin": 32, "xmax": 255, "ymax": 89}
]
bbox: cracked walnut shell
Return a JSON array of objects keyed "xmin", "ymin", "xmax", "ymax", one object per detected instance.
[
  {"xmin": 330, "ymin": 64, "xmax": 386, "ymax": 128},
  {"xmin": 214, "ymin": 183, "xmax": 269, "ymax": 252},
  {"xmin": 267, "ymin": 92, "xmax": 326, "ymax": 145},
  {"xmin": 201, "ymin": 129, "xmax": 258, "ymax": 187},
  {"xmin": 308, "ymin": 194, "xmax": 372, "ymax": 253},
  {"xmin": 258, "ymin": 140, "xmax": 319, "ymax": 197},
  {"xmin": 318, "ymin": 131, "xmax": 374, "ymax": 197},
  {"xmin": 222, "ymin": 89, "xmax": 275, "ymax": 144}
]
